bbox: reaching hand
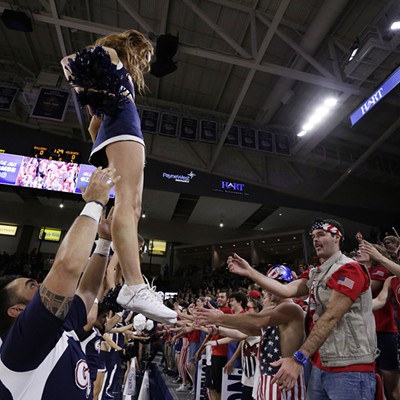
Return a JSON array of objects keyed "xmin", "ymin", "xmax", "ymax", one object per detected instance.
[
  {"xmin": 82, "ymin": 167, "xmax": 120, "ymax": 207},
  {"xmin": 98, "ymin": 206, "xmax": 114, "ymax": 240},
  {"xmin": 223, "ymin": 359, "xmax": 234, "ymax": 375},
  {"xmin": 359, "ymin": 240, "xmax": 384, "ymax": 262},
  {"xmin": 195, "ymin": 304, "xmax": 223, "ymax": 326},
  {"xmin": 206, "ymin": 325, "xmax": 219, "ymax": 336},
  {"xmin": 355, "ymin": 231, "xmax": 363, "ymax": 243},
  {"xmin": 270, "ymin": 357, "xmax": 303, "ymax": 390},
  {"xmin": 227, "ymin": 253, "xmax": 252, "ymax": 277}
]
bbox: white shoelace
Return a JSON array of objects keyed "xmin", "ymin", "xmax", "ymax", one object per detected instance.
[
  {"xmin": 135, "ymin": 287, "xmax": 160, "ymax": 304},
  {"xmin": 138, "ymin": 276, "xmax": 164, "ymax": 304}
]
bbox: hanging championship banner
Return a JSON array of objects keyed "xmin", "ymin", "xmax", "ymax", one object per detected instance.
[
  {"xmin": 180, "ymin": 117, "xmax": 198, "ymax": 141},
  {"xmin": 160, "ymin": 112, "xmax": 179, "ymax": 137},
  {"xmin": 31, "ymin": 87, "xmax": 69, "ymax": 121},
  {"xmin": 240, "ymin": 127, "xmax": 256, "ymax": 149},
  {"xmin": 274, "ymin": 134, "xmax": 291, "ymax": 155},
  {"xmin": 257, "ymin": 130, "xmax": 274, "ymax": 153},
  {"xmin": 0, "ymin": 86, "xmax": 18, "ymax": 111},
  {"xmin": 141, "ymin": 109, "xmax": 160, "ymax": 133},
  {"xmin": 224, "ymin": 125, "xmax": 239, "ymax": 146},
  {"xmin": 200, "ymin": 120, "xmax": 217, "ymax": 143}
]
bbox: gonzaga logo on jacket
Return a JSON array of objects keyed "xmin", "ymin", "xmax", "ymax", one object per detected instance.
[{"xmin": 75, "ymin": 359, "xmax": 91, "ymax": 396}]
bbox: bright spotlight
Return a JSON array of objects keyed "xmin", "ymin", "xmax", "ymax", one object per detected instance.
[
  {"xmin": 302, "ymin": 122, "xmax": 314, "ymax": 131},
  {"xmin": 324, "ymin": 98, "xmax": 337, "ymax": 107},
  {"xmin": 297, "ymin": 130, "xmax": 307, "ymax": 137},
  {"xmin": 391, "ymin": 21, "xmax": 400, "ymax": 30},
  {"xmin": 315, "ymin": 106, "xmax": 329, "ymax": 117},
  {"xmin": 309, "ymin": 113, "xmax": 323, "ymax": 124}
]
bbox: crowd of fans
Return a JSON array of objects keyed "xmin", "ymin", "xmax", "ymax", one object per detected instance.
[
  {"xmin": 2, "ymin": 170, "xmax": 400, "ymax": 400},
  {"xmin": 3, "ymin": 229, "xmax": 400, "ymax": 399}
]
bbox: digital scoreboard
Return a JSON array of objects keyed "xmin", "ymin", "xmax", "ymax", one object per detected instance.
[{"xmin": 31, "ymin": 145, "xmax": 80, "ymax": 163}]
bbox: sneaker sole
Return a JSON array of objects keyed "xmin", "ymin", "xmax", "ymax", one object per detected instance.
[
  {"xmin": 122, "ymin": 304, "xmax": 177, "ymax": 324},
  {"xmin": 117, "ymin": 288, "xmax": 177, "ymax": 323}
]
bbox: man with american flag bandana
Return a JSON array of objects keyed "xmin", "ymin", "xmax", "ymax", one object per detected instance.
[{"xmin": 227, "ymin": 219, "xmax": 378, "ymax": 400}]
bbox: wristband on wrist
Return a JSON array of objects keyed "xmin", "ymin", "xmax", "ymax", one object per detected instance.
[
  {"xmin": 93, "ymin": 298, "xmax": 99, "ymax": 304},
  {"xmin": 80, "ymin": 202, "xmax": 103, "ymax": 223},
  {"xmin": 94, "ymin": 238, "xmax": 112, "ymax": 256},
  {"xmin": 293, "ymin": 350, "xmax": 308, "ymax": 365},
  {"xmin": 215, "ymin": 340, "xmax": 219, "ymax": 346},
  {"xmin": 91, "ymin": 200, "xmax": 105, "ymax": 209}
]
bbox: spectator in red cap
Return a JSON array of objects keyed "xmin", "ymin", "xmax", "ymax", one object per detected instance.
[
  {"xmin": 247, "ymin": 283, "xmax": 262, "ymax": 300},
  {"xmin": 247, "ymin": 290, "xmax": 262, "ymax": 300}
]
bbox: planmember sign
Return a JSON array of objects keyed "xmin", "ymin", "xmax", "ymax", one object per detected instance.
[{"xmin": 350, "ymin": 66, "xmax": 400, "ymax": 126}]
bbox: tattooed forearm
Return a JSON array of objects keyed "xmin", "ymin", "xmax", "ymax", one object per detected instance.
[{"xmin": 39, "ymin": 285, "xmax": 74, "ymax": 320}]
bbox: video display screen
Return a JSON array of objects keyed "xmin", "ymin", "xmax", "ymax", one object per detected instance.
[
  {"xmin": 0, "ymin": 152, "xmax": 115, "ymax": 197},
  {"xmin": 148, "ymin": 239, "xmax": 167, "ymax": 256},
  {"xmin": 0, "ymin": 224, "xmax": 18, "ymax": 236},
  {"xmin": 39, "ymin": 227, "xmax": 62, "ymax": 242}
]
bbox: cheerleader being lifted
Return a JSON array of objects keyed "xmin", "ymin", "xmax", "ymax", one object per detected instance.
[{"xmin": 61, "ymin": 29, "xmax": 177, "ymax": 324}]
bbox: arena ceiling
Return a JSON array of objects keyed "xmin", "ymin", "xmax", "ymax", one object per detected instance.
[{"xmin": 1, "ymin": 0, "xmax": 400, "ymax": 246}]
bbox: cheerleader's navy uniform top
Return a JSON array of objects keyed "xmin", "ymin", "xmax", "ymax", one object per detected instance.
[
  {"xmin": 65, "ymin": 46, "xmax": 145, "ymax": 168},
  {"xmin": 0, "ymin": 292, "xmax": 91, "ymax": 400}
]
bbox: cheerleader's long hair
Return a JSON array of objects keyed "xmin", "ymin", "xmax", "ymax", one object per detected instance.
[{"xmin": 94, "ymin": 29, "xmax": 153, "ymax": 94}]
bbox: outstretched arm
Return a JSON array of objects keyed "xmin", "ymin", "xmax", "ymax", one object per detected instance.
[
  {"xmin": 360, "ymin": 240, "xmax": 400, "ymax": 277},
  {"xmin": 102, "ymin": 332, "xmax": 123, "ymax": 351},
  {"xmin": 227, "ymin": 253, "xmax": 308, "ymax": 298},
  {"xmin": 76, "ymin": 207, "xmax": 114, "ymax": 312},
  {"xmin": 207, "ymin": 337, "xmax": 238, "ymax": 346},
  {"xmin": 212, "ymin": 326, "xmax": 248, "ymax": 341},
  {"xmin": 110, "ymin": 323, "xmax": 133, "ymax": 333},
  {"xmin": 196, "ymin": 302, "xmax": 301, "ymax": 336},
  {"xmin": 40, "ymin": 167, "xmax": 119, "ymax": 319},
  {"xmin": 105, "ymin": 311, "xmax": 123, "ymax": 332}
]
